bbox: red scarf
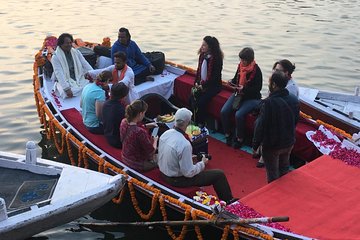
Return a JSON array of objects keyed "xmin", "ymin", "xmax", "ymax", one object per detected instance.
[
  {"xmin": 112, "ymin": 64, "xmax": 128, "ymax": 83},
  {"xmin": 196, "ymin": 54, "xmax": 214, "ymax": 85},
  {"xmin": 238, "ymin": 60, "xmax": 256, "ymax": 86}
]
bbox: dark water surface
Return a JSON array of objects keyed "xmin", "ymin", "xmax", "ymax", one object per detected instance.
[{"xmin": 1, "ymin": 0, "xmax": 359, "ymax": 239}]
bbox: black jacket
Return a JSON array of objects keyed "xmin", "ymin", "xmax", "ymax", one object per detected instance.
[
  {"xmin": 195, "ymin": 54, "xmax": 223, "ymax": 91},
  {"xmin": 230, "ymin": 64, "xmax": 262, "ymax": 101},
  {"xmin": 253, "ymin": 88, "xmax": 299, "ymax": 150}
]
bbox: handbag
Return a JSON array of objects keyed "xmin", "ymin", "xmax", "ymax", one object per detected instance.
[{"xmin": 232, "ymin": 91, "xmax": 243, "ymax": 110}]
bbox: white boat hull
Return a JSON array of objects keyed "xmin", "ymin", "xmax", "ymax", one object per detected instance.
[{"xmin": 0, "ymin": 150, "xmax": 126, "ymax": 240}]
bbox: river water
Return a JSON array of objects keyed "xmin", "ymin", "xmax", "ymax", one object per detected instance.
[{"xmin": 1, "ymin": 0, "xmax": 359, "ymax": 239}]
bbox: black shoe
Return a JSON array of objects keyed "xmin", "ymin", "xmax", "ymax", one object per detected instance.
[
  {"xmin": 226, "ymin": 198, "xmax": 239, "ymax": 205},
  {"xmin": 232, "ymin": 139, "xmax": 243, "ymax": 149},
  {"xmin": 225, "ymin": 136, "xmax": 232, "ymax": 146},
  {"xmin": 256, "ymin": 161, "xmax": 265, "ymax": 168}
]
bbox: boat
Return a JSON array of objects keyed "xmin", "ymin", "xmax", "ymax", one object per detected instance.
[
  {"xmin": 0, "ymin": 141, "xmax": 126, "ymax": 240},
  {"xmin": 31, "ymin": 35, "xmax": 360, "ymax": 239},
  {"xmin": 299, "ymin": 86, "xmax": 360, "ymax": 136}
]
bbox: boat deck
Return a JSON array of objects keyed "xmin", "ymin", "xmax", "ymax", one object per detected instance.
[{"xmin": 0, "ymin": 167, "xmax": 59, "ymax": 212}]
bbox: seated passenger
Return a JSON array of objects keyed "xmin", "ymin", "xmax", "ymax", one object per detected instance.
[
  {"xmin": 111, "ymin": 27, "xmax": 156, "ymax": 85},
  {"xmin": 272, "ymin": 59, "xmax": 299, "ymax": 98},
  {"xmin": 157, "ymin": 108, "xmax": 236, "ymax": 204},
  {"xmin": 80, "ymin": 71, "xmax": 111, "ymax": 134},
  {"xmin": 102, "ymin": 82, "xmax": 129, "ymax": 148},
  {"xmin": 189, "ymin": 36, "xmax": 223, "ymax": 128},
  {"xmin": 88, "ymin": 51, "xmax": 139, "ymax": 105},
  {"xmin": 220, "ymin": 47, "xmax": 263, "ymax": 148},
  {"xmin": 51, "ymin": 33, "xmax": 93, "ymax": 99},
  {"xmin": 120, "ymin": 100, "xmax": 158, "ymax": 172}
]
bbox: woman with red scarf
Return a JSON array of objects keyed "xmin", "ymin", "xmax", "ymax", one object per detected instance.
[
  {"xmin": 220, "ymin": 47, "xmax": 263, "ymax": 148},
  {"xmin": 189, "ymin": 36, "xmax": 223, "ymax": 128}
]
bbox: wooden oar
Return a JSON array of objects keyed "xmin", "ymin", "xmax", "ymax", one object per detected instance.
[{"xmin": 80, "ymin": 216, "xmax": 289, "ymax": 228}]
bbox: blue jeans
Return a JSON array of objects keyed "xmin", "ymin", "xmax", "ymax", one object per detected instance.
[{"xmin": 220, "ymin": 94, "xmax": 260, "ymax": 139}]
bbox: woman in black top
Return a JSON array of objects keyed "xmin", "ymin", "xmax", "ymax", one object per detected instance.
[
  {"xmin": 220, "ymin": 47, "xmax": 263, "ymax": 148},
  {"xmin": 102, "ymin": 82, "xmax": 129, "ymax": 148},
  {"xmin": 189, "ymin": 36, "xmax": 223, "ymax": 128}
]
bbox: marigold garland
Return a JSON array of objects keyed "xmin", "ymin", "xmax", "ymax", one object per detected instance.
[
  {"xmin": 221, "ymin": 225, "xmax": 231, "ymax": 240},
  {"xmin": 112, "ymin": 186, "xmax": 127, "ymax": 204},
  {"xmin": 316, "ymin": 120, "xmax": 352, "ymax": 139},
  {"xmin": 159, "ymin": 197, "xmax": 191, "ymax": 240},
  {"xmin": 191, "ymin": 210, "xmax": 203, "ymax": 240},
  {"xmin": 50, "ymin": 120, "xmax": 66, "ymax": 154},
  {"xmin": 234, "ymin": 226, "xmax": 274, "ymax": 240},
  {"xmin": 128, "ymin": 181, "xmax": 159, "ymax": 220},
  {"xmin": 101, "ymin": 37, "xmax": 111, "ymax": 48},
  {"xmin": 300, "ymin": 111, "xmax": 312, "ymax": 120}
]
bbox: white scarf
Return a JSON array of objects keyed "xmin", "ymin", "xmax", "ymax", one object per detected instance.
[
  {"xmin": 53, "ymin": 47, "xmax": 88, "ymax": 98},
  {"xmin": 200, "ymin": 58, "xmax": 208, "ymax": 82},
  {"xmin": 54, "ymin": 47, "xmax": 86, "ymax": 87}
]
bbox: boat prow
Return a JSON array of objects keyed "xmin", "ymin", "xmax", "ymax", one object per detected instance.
[
  {"xmin": 0, "ymin": 141, "xmax": 126, "ymax": 240},
  {"xmin": 299, "ymin": 86, "xmax": 360, "ymax": 135}
]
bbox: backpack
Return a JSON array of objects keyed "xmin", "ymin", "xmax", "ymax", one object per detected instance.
[{"xmin": 143, "ymin": 51, "xmax": 165, "ymax": 75}]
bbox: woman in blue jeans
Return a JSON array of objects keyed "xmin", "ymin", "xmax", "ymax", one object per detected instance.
[{"xmin": 220, "ymin": 47, "xmax": 263, "ymax": 148}]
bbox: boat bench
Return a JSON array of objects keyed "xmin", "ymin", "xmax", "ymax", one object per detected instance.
[
  {"xmin": 174, "ymin": 73, "xmax": 321, "ymax": 162},
  {"xmin": 174, "ymin": 73, "xmax": 232, "ymax": 122},
  {"xmin": 60, "ymin": 108, "xmax": 200, "ymax": 198},
  {"xmin": 143, "ymin": 168, "xmax": 200, "ymax": 198}
]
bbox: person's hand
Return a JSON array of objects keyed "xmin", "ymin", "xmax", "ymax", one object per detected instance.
[
  {"xmin": 149, "ymin": 64, "xmax": 156, "ymax": 73},
  {"xmin": 202, "ymin": 156, "xmax": 209, "ymax": 165},
  {"xmin": 152, "ymin": 135, "xmax": 159, "ymax": 146},
  {"xmin": 235, "ymin": 85, "xmax": 243, "ymax": 91},
  {"xmin": 65, "ymin": 89, "xmax": 73, "ymax": 98},
  {"xmin": 146, "ymin": 122, "xmax": 158, "ymax": 128},
  {"xmin": 84, "ymin": 72, "xmax": 93, "ymax": 81}
]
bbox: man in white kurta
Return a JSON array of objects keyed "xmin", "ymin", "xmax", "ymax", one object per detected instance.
[
  {"xmin": 88, "ymin": 51, "xmax": 138, "ymax": 105},
  {"xmin": 51, "ymin": 33, "xmax": 93, "ymax": 99}
]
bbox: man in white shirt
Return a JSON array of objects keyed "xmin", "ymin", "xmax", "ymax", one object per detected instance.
[
  {"xmin": 87, "ymin": 51, "xmax": 139, "ymax": 104},
  {"xmin": 157, "ymin": 108, "xmax": 236, "ymax": 203}
]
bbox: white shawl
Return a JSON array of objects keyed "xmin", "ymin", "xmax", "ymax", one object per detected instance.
[{"xmin": 52, "ymin": 47, "xmax": 92, "ymax": 98}]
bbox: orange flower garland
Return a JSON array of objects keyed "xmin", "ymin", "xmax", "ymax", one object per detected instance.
[
  {"xmin": 234, "ymin": 226, "xmax": 274, "ymax": 240},
  {"xmin": 50, "ymin": 120, "xmax": 66, "ymax": 155},
  {"xmin": 128, "ymin": 180, "xmax": 160, "ymax": 220},
  {"xmin": 221, "ymin": 225, "xmax": 231, "ymax": 240},
  {"xmin": 101, "ymin": 37, "xmax": 111, "ymax": 48},
  {"xmin": 191, "ymin": 210, "xmax": 203, "ymax": 240},
  {"xmin": 316, "ymin": 120, "xmax": 352, "ymax": 139},
  {"xmin": 35, "ymin": 51, "xmax": 46, "ymax": 67},
  {"xmin": 300, "ymin": 111, "xmax": 312, "ymax": 120},
  {"xmin": 159, "ymin": 196, "xmax": 191, "ymax": 240}
]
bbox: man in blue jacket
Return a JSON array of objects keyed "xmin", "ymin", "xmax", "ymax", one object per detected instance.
[
  {"xmin": 111, "ymin": 27, "xmax": 156, "ymax": 85},
  {"xmin": 252, "ymin": 70, "xmax": 299, "ymax": 183}
]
